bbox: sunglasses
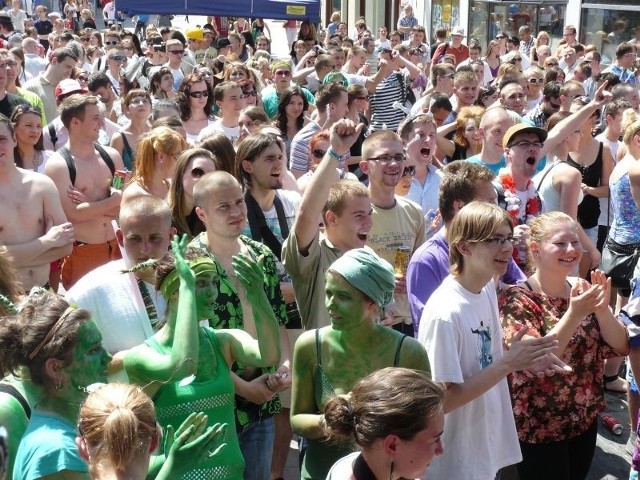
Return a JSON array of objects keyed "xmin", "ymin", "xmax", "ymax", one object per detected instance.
[
  {"xmin": 357, "ymin": 96, "xmax": 370, "ymax": 101},
  {"xmin": 275, "ymin": 70, "xmax": 291, "ymax": 77},
  {"xmin": 77, "ymin": 75, "xmax": 88, "ymax": 82},
  {"xmin": 241, "ymin": 90, "xmax": 257, "ymax": 98},
  {"xmin": 312, "ymin": 148, "xmax": 326, "ymax": 158},
  {"xmin": 129, "ymin": 98, "xmax": 150, "ymax": 106},
  {"xmin": 402, "ymin": 165, "xmax": 416, "ymax": 177},
  {"xmin": 191, "ymin": 167, "xmax": 206, "ymax": 178},
  {"xmin": 110, "ymin": 55, "xmax": 126, "ymax": 61},
  {"xmin": 80, "ymin": 37, "xmax": 90, "ymax": 42},
  {"xmin": 169, "ymin": 50, "xmax": 185, "ymax": 55},
  {"xmin": 105, "ymin": 40, "xmax": 119, "ymax": 45},
  {"xmin": 528, "ymin": 77, "xmax": 543, "ymax": 84},
  {"xmin": 189, "ymin": 90, "xmax": 209, "ymax": 98}
]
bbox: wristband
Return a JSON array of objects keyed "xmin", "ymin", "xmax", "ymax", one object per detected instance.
[{"xmin": 327, "ymin": 147, "xmax": 342, "ymax": 161}]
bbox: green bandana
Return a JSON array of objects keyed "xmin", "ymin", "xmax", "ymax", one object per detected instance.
[
  {"xmin": 160, "ymin": 257, "xmax": 216, "ymax": 298},
  {"xmin": 329, "ymin": 248, "xmax": 395, "ymax": 307}
]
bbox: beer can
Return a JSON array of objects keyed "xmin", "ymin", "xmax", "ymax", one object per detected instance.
[
  {"xmin": 112, "ymin": 170, "xmax": 127, "ymax": 190},
  {"xmin": 602, "ymin": 414, "xmax": 623, "ymax": 435},
  {"xmin": 394, "ymin": 247, "xmax": 411, "ymax": 275}
]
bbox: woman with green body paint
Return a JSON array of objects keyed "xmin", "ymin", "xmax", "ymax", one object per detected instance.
[
  {"xmin": 119, "ymin": 235, "xmax": 281, "ymax": 480},
  {"xmin": 290, "ymin": 248, "xmax": 432, "ymax": 480}
]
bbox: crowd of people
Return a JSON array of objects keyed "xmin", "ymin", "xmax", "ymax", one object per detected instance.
[{"xmin": 0, "ymin": 1, "xmax": 639, "ymax": 479}]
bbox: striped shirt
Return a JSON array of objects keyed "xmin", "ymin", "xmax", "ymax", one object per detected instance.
[{"xmin": 369, "ymin": 70, "xmax": 409, "ymax": 132}]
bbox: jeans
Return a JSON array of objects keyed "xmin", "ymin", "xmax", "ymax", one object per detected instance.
[{"xmin": 239, "ymin": 415, "xmax": 275, "ymax": 480}]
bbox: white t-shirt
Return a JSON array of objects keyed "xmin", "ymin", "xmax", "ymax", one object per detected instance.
[
  {"xmin": 197, "ymin": 118, "xmax": 240, "ymax": 144},
  {"xmin": 418, "ymin": 276, "xmax": 521, "ymax": 480},
  {"xmin": 66, "ymin": 259, "xmax": 166, "ymax": 355}
]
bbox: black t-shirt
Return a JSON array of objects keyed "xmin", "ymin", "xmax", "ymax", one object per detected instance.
[
  {"xmin": 34, "ymin": 19, "xmax": 53, "ymax": 50},
  {"xmin": 0, "ymin": 92, "xmax": 26, "ymax": 119}
]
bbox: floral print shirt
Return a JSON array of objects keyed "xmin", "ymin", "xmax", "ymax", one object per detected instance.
[
  {"xmin": 190, "ymin": 234, "xmax": 288, "ymax": 430},
  {"xmin": 499, "ymin": 285, "xmax": 620, "ymax": 444}
]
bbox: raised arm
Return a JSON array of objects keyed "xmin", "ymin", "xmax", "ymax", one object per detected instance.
[{"xmin": 294, "ymin": 119, "xmax": 364, "ymax": 254}]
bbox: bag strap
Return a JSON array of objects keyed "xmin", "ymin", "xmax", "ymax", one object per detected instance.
[
  {"xmin": 535, "ymin": 161, "xmax": 562, "ymax": 192},
  {"xmin": 244, "ymin": 191, "xmax": 289, "ymax": 261},
  {"xmin": 94, "ymin": 143, "xmax": 116, "ymax": 176},
  {"xmin": 60, "ymin": 144, "xmax": 115, "ymax": 187},
  {"xmin": 0, "ymin": 383, "xmax": 30, "ymax": 419}
]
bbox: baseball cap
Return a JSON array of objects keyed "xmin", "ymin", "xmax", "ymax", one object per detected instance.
[
  {"xmin": 216, "ymin": 38, "xmax": 231, "ymax": 49},
  {"xmin": 451, "ymin": 26, "xmax": 465, "ymax": 36},
  {"xmin": 55, "ymin": 78, "xmax": 87, "ymax": 99},
  {"xmin": 186, "ymin": 27, "xmax": 205, "ymax": 41},
  {"xmin": 502, "ymin": 123, "xmax": 548, "ymax": 148},
  {"xmin": 47, "ymin": 11, "xmax": 61, "ymax": 19}
]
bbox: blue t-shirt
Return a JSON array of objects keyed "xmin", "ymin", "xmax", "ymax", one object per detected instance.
[
  {"xmin": 13, "ymin": 409, "xmax": 88, "ymax": 480},
  {"xmin": 466, "ymin": 154, "xmax": 547, "ymax": 174}
]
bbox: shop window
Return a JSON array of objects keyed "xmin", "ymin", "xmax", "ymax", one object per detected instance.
[
  {"xmin": 431, "ymin": 0, "xmax": 460, "ymax": 38},
  {"xmin": 580, "ymin": 9, "xmax": 640, "ymax": 66}
]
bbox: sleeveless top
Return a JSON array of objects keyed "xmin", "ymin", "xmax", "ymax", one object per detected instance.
[
  {"xmin": 147, "ymin": 329, "xmax": 244, "ymax": 480},
  {"xmin": 610, "ymin": 172, "xmax": 640, "ymax": 245},
  {"xmin": 565, "ymin": 143, "xmax": 603, "ymax": 229},
  {"xmin": 121, "ymin": 133, "xmax": 135, "ymax": 172},
  {"xmin": 301, "ymin": 329, "xmax": 406, "ymax": 480},
  {"xmin": 536, "ymin": 162, "xmax": 583, "ymax": 214}
]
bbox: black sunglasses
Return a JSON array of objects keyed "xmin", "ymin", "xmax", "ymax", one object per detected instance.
[
  {"xmin": 191, "ymin": 167, "xmax": 206, "ymax": 178},
  {"xmin": 189, "ymin": 91, "xmax": 209, "ymax": 98},
  {"xmin": 402, "ymin": 165, "xmax": 416, "ymax": 177},
  {"xmin": 312, "ymin": 148, "xmax": 326, "ymax": 158}
]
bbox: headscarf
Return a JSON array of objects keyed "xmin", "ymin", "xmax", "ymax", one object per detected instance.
[{"xmin": 328, "ymin": 248, "xmax": 395, "ymax": 307}]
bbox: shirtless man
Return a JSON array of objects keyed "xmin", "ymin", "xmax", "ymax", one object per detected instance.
[
  {"xmin": 0, "ymin": 116, "xmax": 73, "ymax": 291},
  {"xmin": 45, "ymin": 94, "xmax": 124, "ymax": 289}
]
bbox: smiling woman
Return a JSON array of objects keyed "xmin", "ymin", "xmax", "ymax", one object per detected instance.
[{"xmin": 0, "ymin": 293, "xmax": 111, "ymax": 480}]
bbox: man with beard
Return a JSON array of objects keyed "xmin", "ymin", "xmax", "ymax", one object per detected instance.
[{"xmin": 360, "ymin": 129, "xmax": 427, "ymax": 335}]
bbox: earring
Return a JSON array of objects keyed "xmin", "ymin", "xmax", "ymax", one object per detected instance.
[{"xmin": 55, "ymin": 379, "xmax": 62, "ymax": 391}]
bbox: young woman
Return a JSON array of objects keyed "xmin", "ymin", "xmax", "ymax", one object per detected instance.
[
  {"xmin": 77, "ymin": 382, "xmax": 226, "ymax": 480},
  {"xmin": 530, "ymin": 31, "xmax": 550, "ymax": 63},
  {"xmin": 499, "ymin": 212, "xmax": 628, "ymax": 480},
  {"xmin": 291, "ymin": 248, "xmax": 431, "ymax": 480},
  {"xmin": 177, "ymin": 73, "xmax": 216, "ymax": 144},
  {"xmin": 484, "ymin": 40, "xmax": 501, "ymax": 82},
  {"xmin": 150, "ymin": 67, "xmax": 177, "ymax": 100},
  {"xmin": 436, "ymin": 105, "xmax": 484, "ymax": 163},
  {"xmin": 274, "ymin": 86, "xmax": 309, "ymax": 158},
  {"xmin": 168, "ymin": 148, "xmax": 221, "ymax": 238},
  {"xmin": 121, "ymin": 126, "xmax": 188, "ymax": 204},
  {"xmin": 10, "ymin": 104, "xmax": 50, "ymax": 173},
  {"xmin": 119, "ymin": 236, "xmax": 281, "ymax": 480},
  {"xmin": 2, "ymin": 293, "xmax": 111, "ymax": 480},
  {"xmin": 109, "ymin": 89, "xmax": 152, "ymax": 172},
  {"xmin": 324, "ymin": 368, "xmax": 444, "ymax": 480}
]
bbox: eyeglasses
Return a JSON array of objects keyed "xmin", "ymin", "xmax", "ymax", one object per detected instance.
[
  {"xmin": 110, "ymin": 55, "xmax": 126, "ymax": 61},
  {"xmin": 129, "ymin": 98, "xmax": 150, "ymax": 106},
  {"xmin": 274, "ymin": 70, "xmax": 292, "ymax": 77},
  {"xmin": 438, "ymin": 73, "xmax": 454, "ymax": 79},
  {"xmin": 241, "ymin": 90, "xmax": 257, "ymax": 99},
  {"xmin": 528, "ymin": 77, "xmax": 543, "ymax": 84},
  {"xmin": 483, "ymin": 236, "xmax": 516, "ymax": 246},
  {"xmin": 402, "ymin": 165, "xmax": 416, "ymax": 177},
  {"xmin": 189, "ymin": 90, "xmax": 209, "ymax": 98},
  {"xmin": 169, "ymin": 50, "xmax": 185, "ymax": 55},
  {"xmin": 105, "ymin": 40, "xmax": 119, "ymax": 46},
  {"xmin": 312, "ymin": 148, "xmax": 326, "ymax": 158},
  {"xmin": 367, "ymin": 154, "xmax": 406, "ymax": 163},
  {"xmin": 191, "ymin": 167, "xmax": 206, "ymax": 178},
  {"xmin": 510, "ymin": 58, "xmax": 523, "ymax": 63},
  {"xmin": 509, "ymin": 141, "xmax": 544, "ymax": 149}
]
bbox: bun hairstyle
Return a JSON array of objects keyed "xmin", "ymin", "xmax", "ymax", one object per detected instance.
[
  {"xmin": 323, "ymin": 368, "xmax": 444, "ymax": 448},
  {"xmin": 622, "ymin": 108, "xmax": 640, "ymax": 145},
  {"xmin": 78, "ymin": 383, "xmax": 157, "ymax": 472},
  {"xmin": 0, "ymin": 293, "xmax": 89, "ymax": 388}
]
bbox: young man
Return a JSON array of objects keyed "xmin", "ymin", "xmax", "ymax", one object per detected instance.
[
  {"xmin": 87, "ymin": 71, "xmax": 119, "ymax": 124},
  {"xmin": 33, "ymin": 5, "xmax": 53, "ymax": 52},
  {"xmin": 44, "ymin": 94, "xmax": 124, "ymax": 289},
  {"xmin": 499, "ymin": 80, "xmax": 527, "ymax": 116},
  {"xmin": 66, "ymin": 196, "xmax": 174, "ymax": 364},
  {"xmin": 261, "ymin": 60, "xmax": 315, "ymax": 120},
  {"xmin": 23, "ymin": 46, "xmax": 77, "ymax": 122},
  {"xmin": 191, "ymin": 170, "xmax": 287, "ymax": 480},
  {"xmin": 360, "ymin": 129, "xmax": 427, "ymax": 334},
  {"xmin": 431, "ymin": 26, "xmax": 469, "ymax": 65},
  {"xmin": 467, "ymin": 106, "xmax": 519, "ymax": 174},
  {"xmin": 445, "ymin": 70, "xmax": 479, "ymax": 124},
  {"xmin": 418, "ymin": 201, "xmax": 560, "ymax": 479},
  {"xmin": 164, "ymin": 38, "xmax": 185, "ymax": 91},
  {"xmin": 282, "ymin": 119, "xmax": 370, "ymax": 330},
  {"xmin": 558, "ymin": 79, "xmax": 586, "ymax": 112},
  {"xmin": 197, "ymin": 81, "xmax": 242, "ymax": 143},
  {"xmin": 0, "ymin": 116, "xmax": 73, "ymax": 292},
  {"xmin": 518, "ymin": 25, "xmax": 534, "ymax": 57},
  {"xmin": 525, "ymin": 80, "xmax": 562, "ymax": 128},
  {"xmin": 603, "ymin": 42, "xmax": 637, "ymax": 87}
]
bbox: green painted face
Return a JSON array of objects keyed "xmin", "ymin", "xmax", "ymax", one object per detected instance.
[
  {"xmin": 324, "ymin": 272, "xmax": 373, "ymax": 332},
  {"xmin": 194, "ymin": 270, "xmax": 220, "ymax": 319},
  {"xmin": 63, "ymin": 321, "xmax": 111, "ymax": 403}
]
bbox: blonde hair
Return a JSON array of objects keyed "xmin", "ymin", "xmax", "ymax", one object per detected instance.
[
  {"xmin": 78, "ymin": 383, "xmax": 157, "ymax": 473},
  {"xmin": 622, "ymin": 108, "xmax": 640, "ymax": 145},
  {"xmin": 453, "ymin": 106, "xmax": 484, "ymax": 149},
  {"xmin": 527, "ymin": 211, "xmax": 577, "ymax": 271},
  {"xmin": 447, "ymin": 202, "xmax": 513, "ymax": 275},
  {"xmin": 131, "ymin": 126, "xmax": 188, "ymax": 190}
]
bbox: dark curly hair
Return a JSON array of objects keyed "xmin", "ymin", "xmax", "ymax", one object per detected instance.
[{"xmin": 176, "ymin": 73, "xmax": 214, "ymax": 121}]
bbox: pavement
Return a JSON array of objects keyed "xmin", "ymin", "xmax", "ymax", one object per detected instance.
[{"xmin": 87, "ymin": 14, "xmax": 633, "ymax": 480}]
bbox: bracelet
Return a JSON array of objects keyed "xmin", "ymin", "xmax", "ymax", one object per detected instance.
[{"xmin": 326, "ymin": 147, "xmax": 343, "ymax": 161}]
